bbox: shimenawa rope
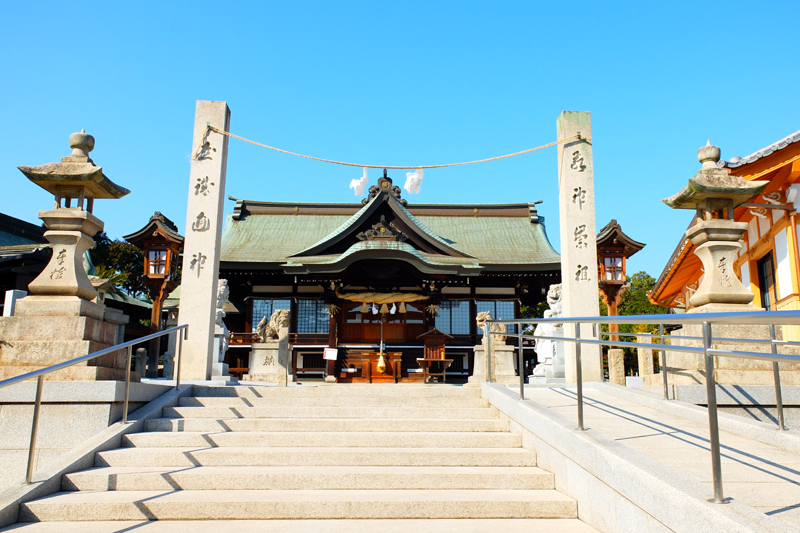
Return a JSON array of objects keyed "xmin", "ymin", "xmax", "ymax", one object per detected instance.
[{"xmin": 196, "ymin": 125, "xmax": 590, "ymax": 169}]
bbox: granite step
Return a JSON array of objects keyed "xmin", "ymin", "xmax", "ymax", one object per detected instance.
[
  {"xmin": 62, "ymin": 465, "xmax": 554, "ymax": 491},
  {"xmin": 0, "ymin": 519, "xmax": 601, "ymax": 533},
  {"xmin": 19, "ymin": 489, "xmax": 578, "ymax": 521},
  {"xmin": 144, "ymin": 417, "xmax": 511, "ymax": 433},
  {"xmin": 178, "ymin": 395, "xmax": 487, "ymax": 408},
  {"xmin": 122, "ymin": 431, "xmax": 522, "ymax": 449},
  {"xmin": 95, "ymin": 447, "xmax": 538, "ymax": 468},
  {"xmin": 191, "ymin": 385, "xmax": 482, "ymax": 399},
  {"xmin": 161, "ymin": 406, "xmax": 499, "ymax": 419}
]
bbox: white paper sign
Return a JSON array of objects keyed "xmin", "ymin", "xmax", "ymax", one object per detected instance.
[{"xmin": 323, "ymin": 348, "xmax": 338, "ymax": 361}]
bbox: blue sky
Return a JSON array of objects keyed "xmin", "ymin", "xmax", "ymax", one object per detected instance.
[{"xmin": 2, "ymin": 1, "xmax": 798, "ymax": 279}]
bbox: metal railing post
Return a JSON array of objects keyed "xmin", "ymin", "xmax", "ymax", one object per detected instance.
[
  {"xmin": 518, "ymin": 333, "xmax": 525, "ymax": 400},
  {"xmin": 25, "ymin": 375, "xmax": 44, "ymax": 484},
  {"xmin": 703, "ymin": 321, "xmax": 726, "ymax": 504},
  {"xmin": 176, "ymin": 327, "xmax": 186, "ymax": 391},
  {"xmin": 770, "ymin": 324, "xmax": 786, "ymax": 430},
  {"xmin": 575, "ymin": 324, "xmax": 585, "ymax": 431},
  {"xmin": 661, "ymin": 324, "xmax": 669, "ymax": 400},
  {"xmin": 486, "ymin": 326, "xmax": 493, "ymax": 383},
  {"xmin": 122, "ymin": 345, "xmax": 133, "ymax": 424}
]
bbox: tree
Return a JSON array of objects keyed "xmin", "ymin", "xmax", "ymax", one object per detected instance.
[{"xmin": 90, "ymin": 231, "xmax": 147, "ymax": 298}]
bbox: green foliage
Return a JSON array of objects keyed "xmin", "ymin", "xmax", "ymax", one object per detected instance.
[
  {"xmin": 618, "ymin": 271, "xmax": 668, "ymax": 320},
  {"xmin": 94, "ymin": 265, "xmax": 127, "ymax": 298},
  {"xmin": 90, "ymin": 231, "xmax": 146, "ymax": 298},
  {"xmin": 520, "ymin": 301, "xmax": 548, "ymax": 320},
  {"xmin": 520, "ymin": 301, "xmax": 549, "ymax": 334}
]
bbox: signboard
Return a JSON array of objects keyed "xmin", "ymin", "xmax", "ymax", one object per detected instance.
[{"xmin": 323, "ymin": 348, "xmax": 338, "ymax": 361}]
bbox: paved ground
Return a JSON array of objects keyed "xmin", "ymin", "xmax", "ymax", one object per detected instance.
[{"xmin": 524, "ymin": 386, "xmax": 800, "ymax": 530}]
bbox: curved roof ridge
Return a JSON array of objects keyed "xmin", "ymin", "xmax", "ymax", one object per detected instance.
[
  {"xmin": 291, "ymin": 194, "xmax": 379, "ymax": 255},
  {"xmin": 723, "ymin": 128, "xmax": 800, "ymax": 169}
]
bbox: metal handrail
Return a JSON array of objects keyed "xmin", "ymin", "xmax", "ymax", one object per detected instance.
[
  {"xmin": 482, "ymin": 309, "xmax": 800, "ymax": 505},
  {"xmin": 0, "ymin": 324, "xmax": 188, "ymax": 485}
]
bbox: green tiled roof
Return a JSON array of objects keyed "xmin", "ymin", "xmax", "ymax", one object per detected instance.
[
  {"xmin": 220, "ymin": 204, "xmax": 560, "ymax": 269},
  {"xmin": 0, "ymin": 230, "xmax": 42, "ymax": 247}
]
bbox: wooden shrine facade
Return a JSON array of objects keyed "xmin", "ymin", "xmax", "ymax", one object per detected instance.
[{"xmin": 219, "ymin": 174, "xmax": 561, "ymax": 380}]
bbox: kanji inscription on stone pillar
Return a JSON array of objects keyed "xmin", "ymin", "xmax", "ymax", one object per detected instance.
[
  {"xmin": 178, "ymin": 101, "xmax": 231, "ymax": 380},
  {"xmin": 557, "ymin": 111, "xmax": 602, "ymax": 382}
]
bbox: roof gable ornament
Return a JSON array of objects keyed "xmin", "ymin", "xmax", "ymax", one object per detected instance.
[
  {"xmin": 356, "ymin": 215, "xmax": 408, "ymax": 242},
  {"xmin": 363, "ymin": 170, "xmax": 407, "ymax": 207}
]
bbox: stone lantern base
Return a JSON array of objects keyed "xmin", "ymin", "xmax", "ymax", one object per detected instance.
[
  {"xmin": 642, "ymin": 323, "xmax": 800, "ymax": 387},
  {"xmin": 0, "ymin": 304, "xmax": 135, "ymax": 381}
]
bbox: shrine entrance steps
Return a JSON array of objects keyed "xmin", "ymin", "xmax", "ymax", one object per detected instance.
[{"xmin": 3, "ymin": 384, "xmax": 597, "ymax": 532}]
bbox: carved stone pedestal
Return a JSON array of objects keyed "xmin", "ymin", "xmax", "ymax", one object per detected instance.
[
  {"xmin": 469, "ymin": 343, "xmax": 518, "ymax": 386},
  {"xmin": 243, "ymin": 333, "xmax": 291, "ymax": 385}
]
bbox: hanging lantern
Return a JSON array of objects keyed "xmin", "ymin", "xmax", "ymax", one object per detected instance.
[
  {"xmin": 399, "ymin": 302, "xmax": 407, "ymax": 313},
  {"xmin": 360, "ymin": 302, "xmax": 368, "ymax": 314},
  {"xmin": 379, "ymin": 303, "xmax": 389, "ymax": 314}
]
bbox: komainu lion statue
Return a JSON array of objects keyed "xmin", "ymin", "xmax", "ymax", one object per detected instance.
[
  {"xmin": 546, "ymin": 283, "xmax": 563, "ymax": 319},
  {"xmin": 256, "ymin": 309, "xmax": 291, "ymax": 342},
  {"xmin": 532, "ymin": 283, "xmax": 564, "ymax": 377},
  {"xmin": 476, "ymin": 311, "xmax": 507, "ymax": 343}
]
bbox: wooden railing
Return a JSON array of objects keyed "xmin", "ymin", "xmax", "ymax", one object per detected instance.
[
  {"xmin": 229, "ymin": 332, "xmax": 259, "ymax": 346},
  {"xmin": 290, "ymin": 333, "xmax": 330, "ymax": 345},
  {"xmin": 229, "ymin": 332, "xmax": 330, "ymax": 346}
]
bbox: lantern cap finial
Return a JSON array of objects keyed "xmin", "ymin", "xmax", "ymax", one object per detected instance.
[
  {"xmin": 67, "ymin": 130, "xmax": 95, "ymax": 161},
  {"xmin": 698, "ymin": 140, "xmax": 721, "ymax": 170}
]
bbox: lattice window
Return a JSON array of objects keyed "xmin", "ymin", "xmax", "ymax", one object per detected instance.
[
  {"xmin": 297, "ymin": 300, "xmax": 330, "ymax": 333},
  {"xmin": 435, "ymin": 300, "xmax": 470, "ymax": 335},
  {"xmin": 604, "ymin": 256, "xmax": 623, "ymax": 281},
  {"xmin": 477, "ymin": 300, "xmax": 516, "ymax": 333},
  {"xmin": 148, "ymin": 250, "xmax": 167, "ymax": 275}
]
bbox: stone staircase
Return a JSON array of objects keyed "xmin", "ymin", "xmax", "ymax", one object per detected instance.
[{"xmin": 5, "ymin": 385, "xmax": 597, "ymax": 531}]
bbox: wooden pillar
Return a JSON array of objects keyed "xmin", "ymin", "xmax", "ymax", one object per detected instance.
[{"xmin": 326, "ymin": 311, "xmax": 337, "ymax": 379}]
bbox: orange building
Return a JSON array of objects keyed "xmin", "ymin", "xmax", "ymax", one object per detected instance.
[{"xmin": 650, "ymin": 130, "xmax": 800, "ymax": 330}]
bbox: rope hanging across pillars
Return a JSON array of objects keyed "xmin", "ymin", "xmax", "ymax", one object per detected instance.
[{"xmin": 195, "ymin": 125, "xmax": 591, "ymax": 169}]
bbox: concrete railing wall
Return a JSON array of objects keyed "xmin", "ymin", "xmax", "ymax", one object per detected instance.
[{"xmin": 481, "ymin": 383, "xmax": 794, "ymax": 533}]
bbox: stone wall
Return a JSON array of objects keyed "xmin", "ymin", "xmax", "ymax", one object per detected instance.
[{"xmin": 0, "ymin": 381, "xmax": 171, "ymax": 490}]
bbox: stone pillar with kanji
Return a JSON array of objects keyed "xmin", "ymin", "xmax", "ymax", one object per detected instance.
[
  {"xmin": 557, "ymin": 111, "xmax": 602, "ymax": 382},
  {"xmin": 178, "ymin": 101, "xmax": 232, "ymax": 381}
]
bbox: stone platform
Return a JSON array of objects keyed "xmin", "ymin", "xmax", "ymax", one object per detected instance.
[{"xmin": 643, "ymin": 323, "xmax": 800, "ymax": 387}]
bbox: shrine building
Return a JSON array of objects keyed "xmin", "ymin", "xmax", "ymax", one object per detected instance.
[
  {"xmin": 650, "ymin": 128, "xmax": 800, "ymax": 333},
  {"xmin": 219, "ymin": 173, "xmax": 561, "ymax": 380}
]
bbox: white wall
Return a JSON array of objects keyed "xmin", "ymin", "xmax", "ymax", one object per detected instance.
[
  {"xmin": 740, "ymin": 260, "xmax": 751, "ymax": 292},
  {"xmin": 748, "ymin": 219, "xmax": 758, "ymax": 247},
  {"xmin": 775, "ymin": 228, "xmax": 793, "ymax": 301}
]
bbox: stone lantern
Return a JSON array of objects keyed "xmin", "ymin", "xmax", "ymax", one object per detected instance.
[
  {"xmin": 663, "ymin": 142, "xmax": 768, "ymax": 313},
  {"xmin": 0, "ymin": 131, "xmax": 132, "ymax": 381},
  {"xmin": 16, "ymin": 130, "xmax": 129, "ymax": 318},
  {"xmin": 124, "ymin": 213, "xmax": 184, "ymax": 377}
]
